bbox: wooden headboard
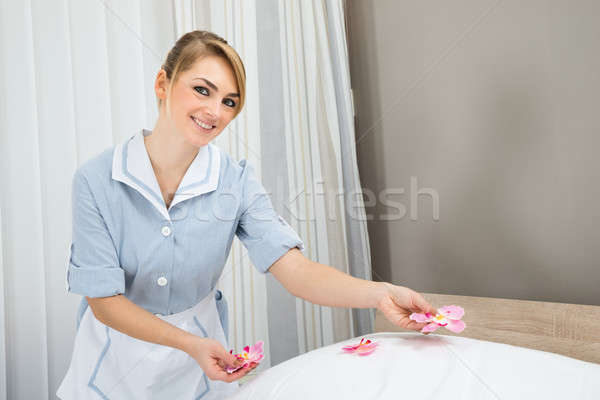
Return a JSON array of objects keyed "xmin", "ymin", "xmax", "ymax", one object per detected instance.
[{"xmin": 374, "ymin": 293, "xmax": 600, "ymax": 364}]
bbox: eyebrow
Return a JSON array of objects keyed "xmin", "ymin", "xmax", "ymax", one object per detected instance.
[{"xmin": 192, "ymin": 77, "xmax": 240, "ymax": 97}]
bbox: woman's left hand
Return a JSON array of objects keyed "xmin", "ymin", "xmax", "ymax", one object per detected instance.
[{"xmin": 376, "ymin": 283, "xmax": 437, "ymax": 332}]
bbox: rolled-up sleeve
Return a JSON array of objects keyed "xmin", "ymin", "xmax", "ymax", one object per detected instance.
[
  {"xmin": 235, "ymin": 162, "xmax": 304, "ymax": 274},
  {"xmin": 66, "ymin": 169, "xmax": 125, "ymax": 297}
]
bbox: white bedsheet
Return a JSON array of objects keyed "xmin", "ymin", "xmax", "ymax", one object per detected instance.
[{"xmin": 229, "ymin": 332, "xmax": 600, "ymax": 399}]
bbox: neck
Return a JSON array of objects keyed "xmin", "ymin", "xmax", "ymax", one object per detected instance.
[{"xmin": 145, "ymin": 117, "xmax": 199, "ymax": 179}]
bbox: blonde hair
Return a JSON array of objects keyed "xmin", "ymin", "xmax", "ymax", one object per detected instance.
[{"xmin": 158, "ymin": 30, "xmax": 246, "ymax": 118}]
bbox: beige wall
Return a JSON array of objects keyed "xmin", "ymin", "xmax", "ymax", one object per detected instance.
[{"xmin": 347, "ymin": 0, "xmax": 600, "ymax": 305}]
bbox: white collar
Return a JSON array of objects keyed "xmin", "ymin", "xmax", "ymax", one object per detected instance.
[{"xmin": 112, "ymin": 129, "xmax": 220, "ymax": 220}]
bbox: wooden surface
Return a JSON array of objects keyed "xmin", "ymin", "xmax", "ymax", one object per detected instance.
[{"xmin": 375, "ymin": 293, "xmax": 600, "ymax": 364}]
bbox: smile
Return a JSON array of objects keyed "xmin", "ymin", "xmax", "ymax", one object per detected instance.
[{"xmin": 191, "ymin": 116, "xmax": 215, "ymax": 133}]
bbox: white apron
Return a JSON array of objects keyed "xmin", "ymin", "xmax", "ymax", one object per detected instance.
[{"xmin": 56, "ymin": 288, "xmax": 240, "ymax": 399}]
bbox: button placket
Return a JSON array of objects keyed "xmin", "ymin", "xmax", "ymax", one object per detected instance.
[{"xmin": 157, "ymin": 217, "xmax": 175, "ymax": 316}]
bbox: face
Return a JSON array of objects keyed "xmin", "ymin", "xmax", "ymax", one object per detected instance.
[{"xmin": 156, "ymin": 55, "xmax": 240, "ymax": 147}]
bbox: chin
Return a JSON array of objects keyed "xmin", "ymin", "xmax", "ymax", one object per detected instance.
[
  {"xmin": 185, "ymin": 130, "xmax": 219, "ymax": 148},
  {"xmin": 184, "ymin": 135, "xmax": 210, "ymax": 148}
]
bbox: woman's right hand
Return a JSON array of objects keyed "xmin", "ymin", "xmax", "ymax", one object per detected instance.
[{"xmin": 186, "ymin": 335, "xmax": 258, "ymax": 382}]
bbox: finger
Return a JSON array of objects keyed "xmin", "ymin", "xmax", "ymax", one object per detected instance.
[
  {"xmin": 219, "ymin": 349, "xmax": 243, "ymax": 369},
  {"xmin": 220, "ymin": 360, "xmax": 242, "ymax": 372},
  {"xmin": 210, "ymin": 369, "xmax": 233, "ymax": 382},
  {"xmin": 213, "ymin": 356, "xmax": 238, "ymax": 373},
  {"xmin": 227, "ymin": 354, "xmax": 243, "ymax": 367},
  {"xmin": 405, "ymin": 321, "xmax": 427, "ymax": 331},
  {"xmin": 213, "ymin": 366, "xmax": 246, "ymax": 383},
  {"xmin": 412, "ymin": 293, "xmax": 436, "ymax": 314},
  {"xmin": 226, "ymin": 365, "xmax": 252, "ymax": 382},
  {"xmin": 397, "ymin": 316, "xmax": 428, "ymax": 332}
]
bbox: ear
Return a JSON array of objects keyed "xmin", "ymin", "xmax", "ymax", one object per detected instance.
[{"xmin": 154, "ymin": 69, "xmax": 168, "ymax": 100}]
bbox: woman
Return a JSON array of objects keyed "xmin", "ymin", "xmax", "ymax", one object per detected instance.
[{"xmin": 57, "ymin": 30, "xmax": 436, "ymax": 399}]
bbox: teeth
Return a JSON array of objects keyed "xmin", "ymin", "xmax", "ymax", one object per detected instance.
[{"xmin": 192, "ymin": 117, "xmax": 213, "ymax": 130}]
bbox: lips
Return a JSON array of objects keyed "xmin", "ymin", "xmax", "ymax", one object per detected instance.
[{"xmin": 191, "ymin": 116, "xmax": 216, "ymax": 133}]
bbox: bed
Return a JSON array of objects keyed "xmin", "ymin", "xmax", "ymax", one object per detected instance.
[{"xmin": 229, "ymin": 293, "xmax": 600, "ymax": 399}]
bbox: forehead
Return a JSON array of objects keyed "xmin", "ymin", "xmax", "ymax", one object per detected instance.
[{"xmin": 181, "ymin": 55, "xmax": 238, "ymax": 93}]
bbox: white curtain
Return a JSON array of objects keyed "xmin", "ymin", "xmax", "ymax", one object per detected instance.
[
  {"xmin": 274, "ymin": 0, "xmax": 374, "ymax": 353},
  {"xmin": 0, "ymin": 1, "xmax": 174, "ymax": 398},
  {"xmin": 195, "ymin": 0, "xmax": 374, "ymax": 367},
  {"xmin": 0, "ymin": 0, "xmax": 372, "ymax": 398}
]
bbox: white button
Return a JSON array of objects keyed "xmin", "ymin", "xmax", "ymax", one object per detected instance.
[
  {"xmin": 157, "ymin": 276, "xmax": 168, "ymax": 286},
  {"xmin": 154, "ymin": 313, "xmax": 163, "ymax": 317},
  {"xmin": 161, "ymin": 226, "xmax": 171, "ymax": 237}
]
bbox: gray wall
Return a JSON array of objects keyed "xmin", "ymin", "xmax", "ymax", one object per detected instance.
[{"xmin": 347, "ymin": 0, "xmax": 600, "ymax": 305}]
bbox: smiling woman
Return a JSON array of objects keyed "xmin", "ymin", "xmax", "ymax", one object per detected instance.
[
  {"xmin": 56, "ymin": 27, "xmax": 435, "ymax": 400},
  {"xmin": 55, "ymin": 30, "xmax": 263, "ymax": 399}
]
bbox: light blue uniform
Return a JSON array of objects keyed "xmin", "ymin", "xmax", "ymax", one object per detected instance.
[{"xmin": 67, "ymin": 128, "xmax": 304, "ymax": 339}]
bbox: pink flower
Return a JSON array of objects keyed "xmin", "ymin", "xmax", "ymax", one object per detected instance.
[
  {"xmin": 409, "ymin": 305, "xmax": 466, "ymax": 334},
  {"xmin": 226, "ymin": 340, "xmax": 264, "ymax": 374},
  {"xmin": 341, "ymin": 337, "xmax": 379, "ymax": 356}
]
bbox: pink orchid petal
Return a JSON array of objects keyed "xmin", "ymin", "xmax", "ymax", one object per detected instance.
[
  {"xmin": 410, "ymin": 312, "xmax": 432, "ymax": 323},
  {"xmin": 250, "ymin": 341, "xmax": 264, "ymax": 354},
  {"xmin": 356, "ymin": 342, "xmax": 378, "ymax": 349},
  {"xmin": 445, "ymin": 319, "xmax": 466, "ymax": 333},
  {"xmin": 226, "ymin": 357, "xmax": 259, "ymax": 373},
  {"xmin": 341, "ymin": 338, "xmax": 378, "ymax": 356},
  {"xmin": 421, "ymin": 322, "xmax": 439, "ymax": 333},
  {"xmin": 253, "ymin": 354, "xmax": 264, "ymax": 363},
  {"xmin": 342, "ymin": 344, "xmax": 362, "ymax": 351},
  {"xmin": 226, "ymin": 340, "xmax": 265, "ymax": 373},
  {"xmin": 226, "ymin": 364, "xmax": 243, "ymax": 373},
  {"xmin": 248, "ymin": 354, "xmax": 263, "ymax": 363},
  {"xmin": 356, "ymin": 344, "xmax": 378, "ymax": 353},
  {"xmin": 438, "ymin": 305, "xmax": 465, "ymax": 320},
  {"xmin": 357, "ymin": 348, "xmax": 377, "ymax": 356}
]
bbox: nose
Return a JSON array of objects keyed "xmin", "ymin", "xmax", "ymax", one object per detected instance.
[{"xmin": 204, "ymin": 97, "xmax": 221, "ymax": 121}]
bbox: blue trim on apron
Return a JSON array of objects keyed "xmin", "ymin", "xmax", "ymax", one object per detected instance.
[
  {"xmin": 192, "ymin": 317, "xmax": 211, "ymax": 399},
  {"xmin": 88, "ymin": 326, "xmax": 111, "ymax": 399}
]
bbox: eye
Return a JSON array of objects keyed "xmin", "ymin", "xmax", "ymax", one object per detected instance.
[
  {"xmin": 223, "ymin": 98, "xmax": 236, "ymax": 108},
  {"xmin": 194, "ymin": 86, "xmax": 209, "ymax": 95}
]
